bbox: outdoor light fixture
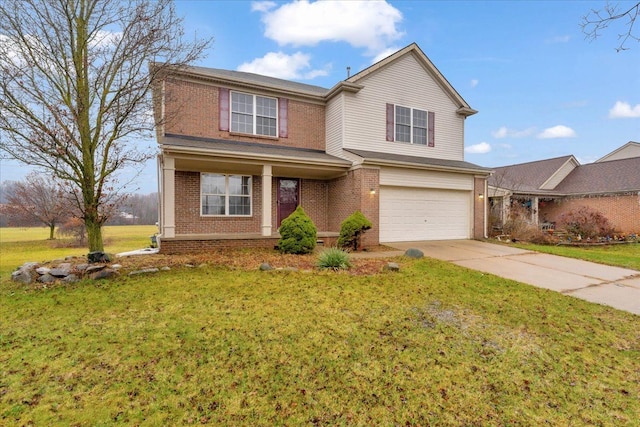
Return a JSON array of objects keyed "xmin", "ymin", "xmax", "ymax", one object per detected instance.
[
  {"xmin": 370, "ymin": 188, "xmax": 376, "ymax": 195},
  {"xmin": 478, "ymin": 193, "xmax": 484, "ymax": 199}
]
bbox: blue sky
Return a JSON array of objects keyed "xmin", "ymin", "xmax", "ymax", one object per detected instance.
[{"xmin": 1, "ymin": 0, "xmax": 639, "ymax": 194}]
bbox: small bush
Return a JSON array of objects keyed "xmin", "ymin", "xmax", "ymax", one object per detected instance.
[
  {"xmin": 338, "ymin": 210, "xmax": 372, "ymax": 251},
  {"xmin": 278, "ymin": 206, "xmax": 317, "ymax": 254},
  {"xmin": 558, "ymin": 206, "xmax": 615, "ymax": 239},
  {"xmin": 56, "ymin": 218, "xmax": 86, "ymax": 247},
  {"xmin": 317, "ymin": 247, "xmax": 351, "ymax": 270}
]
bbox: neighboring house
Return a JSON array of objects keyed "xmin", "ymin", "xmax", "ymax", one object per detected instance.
[
  {"xmin": 488, "ymin": 141, "xmax": 640, "ymax": 234},
  {"xmin": 153, "ymin": 43, "xmax": 491, "ymax": 253}
]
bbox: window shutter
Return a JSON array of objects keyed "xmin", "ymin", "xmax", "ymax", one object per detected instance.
[
  {"xmin": 428, "ymin": 111, "xmax": 435, "ymax": 147},
  {"xmin": 219, "ymin": 88, "xmax": 229, "ymax": 131},
  {"xmin": 386, "ymin": 103, "xmax": 394, "ymax": 141},
  {"xmin": 278, "ymin": 97, "xmax": 288, "ymax": 138}
]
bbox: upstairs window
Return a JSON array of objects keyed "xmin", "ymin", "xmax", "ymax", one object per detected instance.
[
  {"xmin": 386, "ymin": 103, "xmax": 434, "ymax": 147},
  {"xmin": 230, "ymin": 91, "xmax": 277, "ymax": 137},
  {"xmin": 201, "ymin": 173, "xmax": 252, "ymax": 216}
]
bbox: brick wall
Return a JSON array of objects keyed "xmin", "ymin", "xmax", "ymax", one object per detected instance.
[
  {"xmin": 174, "ymin": 171, "xmax": 262, "ymax": 234},
  {"xmin": 159, "ymin": 236, "xmax": 339, "ymax": 254},
  {"xmin": 164, "ymin": 79, "xmax": 325, "ymax": 150},
  {"xmin": 473, "ymin": 177, "xmax": 487, "ymax": 239},
  {"xmin": 327, "ymin": 168, "xmax": 380, "ymax": 247},
  {"xmin": 540, "ymin": 194, "xmax": 640, "ymax": 234}
]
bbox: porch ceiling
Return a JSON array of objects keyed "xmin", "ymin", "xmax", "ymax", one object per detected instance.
[
  {"xmin": 171, "ymin": 153, "xmax": 349, "ymax": 180},
  {"xmin": 162, "ymin": 134, "xmax": 351, "ymax": 180}
]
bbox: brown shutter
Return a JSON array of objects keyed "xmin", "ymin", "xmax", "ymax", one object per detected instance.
[
  {"xmin": 428, "ymin": 111, "xmax": 435, "ymax": 147},
  {"xmin": 386, "ymin": 103, "xmax": 394, "ymax": 141},
  {"xmin": 219, "ymin": 88, "xmax": 229, "ymax": 131},
  {"xmin": 278, "ymin": 97, "xmax": 288, "ymax": 138}
]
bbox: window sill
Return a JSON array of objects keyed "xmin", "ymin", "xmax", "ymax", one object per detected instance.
[{"xmin": 229, "ymin": 131, "xmax": 279, "ymax": 141}]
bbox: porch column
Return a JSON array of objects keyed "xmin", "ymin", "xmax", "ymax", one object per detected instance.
[
  {"xmin": 262, "ymin": 164, "xmax": 273, "ymax": 236},
  {"xmin": 162, "ymin": 156, "xmax": 176, "ymax": 238},
  {"xmin": 532, "ymin": 196, "xmax": 539, "ymax": 225}
]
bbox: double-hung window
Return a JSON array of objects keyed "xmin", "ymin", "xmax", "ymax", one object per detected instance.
[
  {"xmin": 387, "ymin": 103, "xmax": 434, "ymax": 146},
  {"xmin": 395, "ymin": 105, "xmax": 427, "ymax": 145},
  {"xmin": 231, "ymin": 91, "xmax": 277, "ymax": 137},
  {"xmin": 201, "ymin": 173, "xmax": 251, "ymax": 216}
]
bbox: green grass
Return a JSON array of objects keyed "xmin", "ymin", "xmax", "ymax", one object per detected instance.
[
  {"xmin": 1, "ymin": 232, "xmax": 639, "ymax": 425},
  {"xmin": 512, "ymin": 241, "xmax": 640, "ymax": 271},
  {"xmin": 0, "ymin": 226, "xmax": 157, "ymax": 277}
]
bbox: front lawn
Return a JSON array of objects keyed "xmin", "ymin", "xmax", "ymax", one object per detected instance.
[
  {"xmin": 512, "ymin": 241, "xmax": 640, "ymax": 271},
  {"xmin": 1, "ymin": 255, "xmax": 639, "ymax": 425}
]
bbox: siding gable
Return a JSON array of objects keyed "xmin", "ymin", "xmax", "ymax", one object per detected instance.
[{"xmin": 341, "ymin": 52, "xmax": 466, "ymax": 161}]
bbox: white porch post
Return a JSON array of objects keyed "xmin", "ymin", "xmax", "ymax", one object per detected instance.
[
  {"xmin": 532, "ymin": 196, "xmax": 539, "ymax": 225},
  {"xmin": 162, "ymin": 156, "xmax": 176, "ymax": 238},
  {"xmin": 262, "ymin": 164, "xmax": 273, "ymax": 236}
]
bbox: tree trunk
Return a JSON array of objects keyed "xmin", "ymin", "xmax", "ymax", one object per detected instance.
[
  {"xmin": 48, "ymin": 223, "xmax": 55, "ymax": 240},
  {"xmin": 85, "ymin": 219, "xmax": 104, "ymax": 252}
]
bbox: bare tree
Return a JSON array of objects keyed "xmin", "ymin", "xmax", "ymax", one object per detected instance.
[
  {"xmin": 0, "ymin": 0, "xmax": 210, "ymax": 251},
  {"xmin": 582, "ymin": 1, "xmax": 640, "ymax": 51},
  {"xmin": 1, "ymin": 173, "xmax": 70, "ymax": 239}
]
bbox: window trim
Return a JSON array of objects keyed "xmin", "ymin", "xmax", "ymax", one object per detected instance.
[
  {"xmin": 394, "ymin": 104, "xmax": 428, "ymax": 145},
  {"xmin": 230, "ymin": 90, "xmax": 278, "ymax": 137},
  {"xmin": 200, "ymin": 173, "xmax": 252, "ymax": 217}
]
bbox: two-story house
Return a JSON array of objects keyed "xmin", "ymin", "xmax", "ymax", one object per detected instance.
[{"xmin": 153, "ymin": 43, "xmax": 491, "ymax": 253}]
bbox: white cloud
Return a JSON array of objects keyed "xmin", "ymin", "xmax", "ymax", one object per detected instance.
[
  {"xmin": 88, "ymin": 30, "xmax": 122, "ymax": 48},
  {"xmin": 546, "ymin": 35, "xmax": 570, "ymax": 44},
  {"xmin": 537, "ymin": 125, "xmax": 576, "ymax": 139},
  {"xmin": 237, "ymin": 51, "xmax": 330, "ymax": 80},
  {"xmin": 251, "ymin": 1, "xmax": 277, "ymax": 12},
  {"xmin": 371, "ymin": 46, "xmax": 401, "ymax": 64},
  {"xmin": 608, "ymin": 101, "xmax": 640, "ymax": 118},
  {"xmin": 491, "ymin": 126, "xmax": 535, "ymax": 139},
  {"xmin": 254, "ymin": 0, "xmax": 404, "ymax": 56},
  {"xmin": 465, "ymin": 142, "xmax": 491, "ymax": 154},
  {"xmin": 470, "ymin": 79, "xmax": 479, "ymax": 88}
]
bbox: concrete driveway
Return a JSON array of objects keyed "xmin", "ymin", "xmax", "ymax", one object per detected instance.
[{"xmin": 389, "ymin": 240, "xmax": 640, "ymax": 315}]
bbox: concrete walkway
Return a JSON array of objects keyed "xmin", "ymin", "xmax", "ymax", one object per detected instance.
[{"xmin": 387, "ymin": 240, "xmax": 640, "ymax": 315}]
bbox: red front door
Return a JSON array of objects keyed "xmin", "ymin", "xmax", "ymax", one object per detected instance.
[{"xmin": 277, "ymin": 178, "xmax": 299, "ymax": 227}]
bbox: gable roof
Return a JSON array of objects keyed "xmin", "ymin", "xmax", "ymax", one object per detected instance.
[
  {"xmin": 489, "ymin": 155, "xmax": 577, "ymax": 193},
  {"xmin": 345, "ymin": 43, "xmax": 477, "ymax": 117},
  {"xmin": 554, "ymin": 157, "xmax": 640, "ymax": 195},
  {"xmin": 596, "ymin": 141, "xmax": 640, "ymax": 162},
  {"xmin": 345, "ymin": 149, "xmax": 491, "ymax": 175},
  {"xmin": 164, "ymin": 65, "xmax": 330, "ymax": 100}
]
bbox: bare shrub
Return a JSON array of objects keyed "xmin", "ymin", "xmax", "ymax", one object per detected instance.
[
  {"xmin": 557, "ymin": 206, "xmax": 615, "ymax": 239},
  {"xmin": 56, "ymin": 218, "xmax": 86, "ymax": 247}
]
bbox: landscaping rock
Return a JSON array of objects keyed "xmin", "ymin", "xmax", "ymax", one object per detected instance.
[
  {"xmin": 404, "ymin": 248, "xmax": 424, "ymax": 259},
  {"xmin": 128, "ymin": 267, "xmax": 160, "ymax": 276},
  {"xmin": 49, "ymin": 263, "xmax": 73, "ymax": 277},
  {"xmin": 35, "ymin": 267, "xmax": 51, "ymax": 275},
  {"xmin": 160, "ymin": 266, "xmax": 171, "ymax": 271},
  {"xmin": 90, "ymin": 268, "xmax": 117, "ymax": 280},
  {"xmin": 37, "ymin": 273, "xmax": 57, "ymax": 284},
  {"xmin": 85, "ymin": 264, "xmax": 106, "ymax": 275},
  {"xmin": 11, "ymin": 268, "xmax": 33, "ymax": 285},
  {"xmin": 62, "ymin": 274, "xmax": 80, "ymax": 283},
  {"xmin": 111, "ymin": 264, "xmax": 122, "ymax": 270},
  {"xmin": 88, "ymin": 251, "xmax": 111, "ymax": 263},
  {"xmin": 384, "ymin": 262, "xmax": 400, "ymax": 272},
  {"xmin": 75, "ymin": 263, "xmax": 89, "ymax": 272},
  {"xmin": 259, "ymin": 263, "xmax": 273, "ymax": 271}
]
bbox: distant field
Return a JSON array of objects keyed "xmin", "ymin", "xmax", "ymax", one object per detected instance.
[{"xmin": 0, "ymin": 225, "xmax": 157, "ymax": 276}]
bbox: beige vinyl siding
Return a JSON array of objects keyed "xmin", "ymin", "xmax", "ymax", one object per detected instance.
[
  {"xmin": 344, "ymin": 53, "xmax": 465, "ymax": 161},
  {"xmin": 541, "ymin": 159, "xmax": 578, "ymax": 190},
  {"xmin": 325, "ymin": 94, "xmax": 344, "ymax": 157},
  {"xmin": 597, "ymin": 144, "xmax": 640, "ymax": 162},
  {"xmin": 380, "ymin": 167, "xmax": 474, "ymax": 190}
]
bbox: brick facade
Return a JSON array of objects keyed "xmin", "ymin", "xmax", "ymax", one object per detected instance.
[
  {"xmin": 473, "ymin": 176, "xmax": 487, "ymax": 239},
  {"xmin": 327, "ymin": 168, "xmax": 380, "ymax": 247},
  {"xmin": 164, "ymin": 79, "xmax": 325, "ymax": 151},
  {"xmin": 159, "ymin": 235, "xmax": 339, "ymax": 254},
  {"xmin": 539, "ymin": 194, "xmax": 640, "ymax": 235}
]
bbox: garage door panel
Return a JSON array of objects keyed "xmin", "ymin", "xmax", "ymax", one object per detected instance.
[{"xmin": 380, "ymin": 187, "xmax": 470, "ymax": 242}]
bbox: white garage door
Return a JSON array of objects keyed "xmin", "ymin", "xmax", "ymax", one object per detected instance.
[{"xmin": 379, "ymin": 186, "xmax": 471, "ymax": 242}]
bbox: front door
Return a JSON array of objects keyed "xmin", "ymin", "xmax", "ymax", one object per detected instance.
[{"xmin": 277, "ymin": 178, "xmax": 299, "ymax": 227}]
